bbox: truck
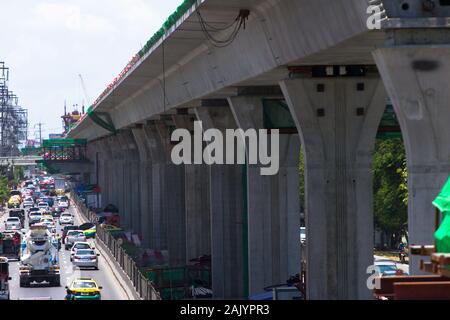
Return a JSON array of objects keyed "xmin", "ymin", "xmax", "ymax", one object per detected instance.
[
  {"xmin": 19, "ymin": 224, "xmax": 60, "ymax": 287},
  {"xmin": 54, "ymin": 177, "xmax": 66, "ymax": 193},
  {"xmin": 0, "ymin": 230, "xmax": 21, "ymax": 260},
  {"xmin": 0, "ymin": 257, "xmax": 11, "ymax": 300}
]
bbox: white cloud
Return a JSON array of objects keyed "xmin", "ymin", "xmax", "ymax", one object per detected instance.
[
  {"xmin": 34, "ymin": 3, "xmax": 115, "ymax": 34},
  {"xmin": 0, "ymin": 0, "xmax": 181, "ymax": 138}
]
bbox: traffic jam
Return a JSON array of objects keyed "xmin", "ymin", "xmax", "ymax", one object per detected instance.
[{"xmin": 0, "ymin": 175, "xmax": 110, "ymax": 300}]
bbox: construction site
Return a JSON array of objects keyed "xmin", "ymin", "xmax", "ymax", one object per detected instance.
[{"xmin": 0, "ymin": 61, "xmax": 28, "ymax": 157}]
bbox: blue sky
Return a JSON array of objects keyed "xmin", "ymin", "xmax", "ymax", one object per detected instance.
[{"xmin": 0, "ymin": 0, "xmax": 181, "ymax": 141}]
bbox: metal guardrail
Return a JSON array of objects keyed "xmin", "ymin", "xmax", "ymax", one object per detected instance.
[{"xmin": 70, "ymin": 191, "xmax": 161, "ymax": 300}]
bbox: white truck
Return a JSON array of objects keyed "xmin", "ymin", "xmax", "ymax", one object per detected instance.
[{"xmin": 19, "ymin": 225, "xmax": 60, "ymax": 287}]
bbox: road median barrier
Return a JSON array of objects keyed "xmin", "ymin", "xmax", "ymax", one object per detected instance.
[{"xmin": 69, "ymin": 191, "xmax": 161, "ymax": 300}]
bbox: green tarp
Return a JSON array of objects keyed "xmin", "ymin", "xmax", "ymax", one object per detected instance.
[{"xmin": 433, "ymin": 176, "xmax": 450, "ymax": 252}]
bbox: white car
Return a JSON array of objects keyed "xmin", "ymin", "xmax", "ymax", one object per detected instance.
[
  {"xmin": 23, "ymin": 199, "xmax": 34, "ymax": 208},
  {"xmin": 29, "ymin": 211, "xmax": 43, "ymax": 225},
  {"xmin": 5, "ymin": 217, "xmax": 21, "ymax": 230},
  {"xmin": 72, "ymin": 249, "xmax": 99, "ymax": 270},
  {"xmin": 59, "ymin": 213, "xmax": 74, "ymax": 225},
  {"xmin": 300, "ymin": 227, "xmax": 306, "ymax": 244},
  {"xmin": 70, "ymin": 242, "xmax": 94, "ymax": 261},
  {"xmin": 374, "ymin": 259, "xmax": 408, "ymax": 277},
  {"xmin": 64, "ymin": 231, "xmax": 87, "ymax": 250},
  {"xmin": 58, "ymin": 200, "xmax": 69, "ymax": 209},
  {"xmin": 37, "ymin": 202, "xmax": 49, "ymax": 210}
]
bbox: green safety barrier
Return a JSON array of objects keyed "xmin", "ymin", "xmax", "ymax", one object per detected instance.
[
  {"xmin": 42, "ymin": 139, "xmax": 87, "ymax": 147},
  {"xmin": 87, "ymin": 106, "xmax": 117, "ymax": 134},
  {"xmin": 263, "ymin": 99, "xmax": 296, "ymax": 129},
  {"xmin": 433, "ymin": 176, "xmax": 450, "ymax": 253},
  {"xmin": 138, "ymin": 0, "xmax": 196, "ymax": 58}
]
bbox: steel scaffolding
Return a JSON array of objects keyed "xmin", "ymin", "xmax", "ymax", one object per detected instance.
[{"xmin": 0, "ymin": 61, "xmax": 28, "ymax": 157}]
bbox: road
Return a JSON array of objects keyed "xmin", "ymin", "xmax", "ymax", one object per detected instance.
[{"xmin": 1, "ymin": 205, "xmax": 128, "ymax": 300}]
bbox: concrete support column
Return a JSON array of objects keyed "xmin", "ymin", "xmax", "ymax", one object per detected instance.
[
  {"xmin": 117, "ymin": 130, "xmax": 141, "ymax": 234},
  {"xmin": 280, "ymin": 77, "xmax": 386, "ymax": 300},
  {"xmin": 132, "ymin": 126, "xmax": 153, "ymax": 249},
  {"xmin": 195, "ymin": 106, "xmax": 244, "ymax": 299},
  {"xmin": 228, "ymin": 96, "xmax": 301, "ymax": 296},
  {"xmin": 172, "ymin": 114, "xmax": 211, "ymax": 263},
  {"xmin": 144, "ymin": 122, "xmax": 186, "ymax": 266},
  {"xmin": 97, "ymin": 140, "xmax": 114, "ymax": 209},
  {"xmin": 373, "ymin": 45, "xmax": 450, "ymax": 274},
  {"xmin": 86, "ymin": 143, "xmax": 98, "ymax": 185},
  {"xmin": 106, "ymin": 135, "xmax": 125, "ymax": 224}
]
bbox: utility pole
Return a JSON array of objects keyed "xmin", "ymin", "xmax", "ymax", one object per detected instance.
[{"xmin": 35, "ymin": 123, "xmax": 43, "ymax": 146}]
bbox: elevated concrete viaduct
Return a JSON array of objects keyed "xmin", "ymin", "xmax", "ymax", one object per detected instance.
[{"xmin": 65, "ymin": 0, "xmax": 450, "ymax": 299}]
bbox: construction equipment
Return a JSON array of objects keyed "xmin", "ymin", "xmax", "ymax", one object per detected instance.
[{"xmin": 19, "ymin": 224, "xmax": 60, "ymax": 287}]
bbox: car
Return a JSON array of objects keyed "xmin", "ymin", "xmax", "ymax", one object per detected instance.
[
  {"xmin": 71, "ymin": 249, "xmax": 100, "ymax": 270},
  {"xmin": 28, "ymin": 207, "xmax": 40, "ymax": 214},
  {"xmin": 51, "ymin": 206, "xmax": 64, "ymax": 218},
  {"xmin": 58, "ymin": 200, "xmax": 69, "ymax": 209},
  {"xmin": 23, "ymin": 199, "xmax": 34, "ymax": 208},
  {"xmin": 100, "ymin": 224, "xmax": 122, "ymax": 232},
  {"xmin": 59, "ymin": 213, "xmax": 74, "ymax": 225},
  {"xmin": 70, "ymin": 242, "xmax": 94, "ymax": 261},
  {"xmin": 65, "ymin": 230, "xmax": 87, "ymax": 250},
  {"xmin": 29, "ymin": 211, "xmax": 43, "ymax": 225},
  {"xmin": 79, "ymin": 223, "xmax": 97, "ymax": 239},
  {"xmin": 37, "ymin": 202, "xmax": 49, "ymax": 210},
  {"xmin": 41, "ymin": 197, "xmax": 54, "ymax": 207},
  {"xmin": 300, "ymin": 227, "xmax": 306, "ymax": 244},
  {"xmin": 41, "ymin": 213, "xmax": 54, "ymax": 220},
  {"xmin": 374, "ymin": 259, "xmax": 408, "ymax": 277},
  {"xmin": 61, "ymin": 225, "xmax": 79, "ymax": 244},
  {"xmin": 65, "ymin": 278, "xmax": 102, "ymax": 300},
  {"xmin": 5, "ymin": 217, "xmax": 21, "ymax": 230},
  {"xmin": 39, "ymin": 218, "xmax": 55, "ymax": 230}
]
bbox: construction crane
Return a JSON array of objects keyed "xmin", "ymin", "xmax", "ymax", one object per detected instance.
[{"xmin": 78, "ymin": 74, "xmax": 90, "ymax": 113}]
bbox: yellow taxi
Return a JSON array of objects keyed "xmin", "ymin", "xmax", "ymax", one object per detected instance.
[{"xmin": 65, "ymin": 278, "xmax": 103, "ymax": 300}]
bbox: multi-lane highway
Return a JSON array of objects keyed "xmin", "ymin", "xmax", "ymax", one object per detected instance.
[{"xmin": 1, "ymin": 205, "xmax": 128, "ymax": 300}]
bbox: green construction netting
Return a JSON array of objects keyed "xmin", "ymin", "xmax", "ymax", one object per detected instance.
[
  {"xmin": 138, "ymin": 0, "xmax": 196, "ymax": 58},
  {"xmin": 433, "ymin": 177, "xmax": 450, "ymax": 213},
  {"xmin": 377, "ymin": 105, "xmax": 402, "ymax": 139},
  {"xmin": 87, "ymin": 106, "xmax": 117, "ymax": 134},
  {"xmin": 42, "ymin": 139, "xmax": 87, "ymax": 148},
  {"xmin": 433, "ymin": 176, "xmax": 450, "ymax": 253},
  {"xmin": 262, "ymin": 99, "xmax": 296, "ymax": 129}
]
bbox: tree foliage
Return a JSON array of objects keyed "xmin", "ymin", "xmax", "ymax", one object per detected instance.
[
  {"xmin": 373, "ymin": 139, "xmax": 408, "ymax": 241},
  {"xmin": 0, "ymin": 176, "xmax": 10, "ymax": 204}
]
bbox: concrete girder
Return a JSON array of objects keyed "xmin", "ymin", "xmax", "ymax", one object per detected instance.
[
  {"xmin": 280, "ymin": 77, "xmax": 387, "ymax": 300},
  {"xmin": 373, "ymin": 45, "xmax": 450, "ymax": 274},
  {"xmin": 227, "ymin": 96, "xmax": 301, "ymax": 297},
  {"xmin": 100, "ymin": 0, "xmax": 375, "ymax": 134}
]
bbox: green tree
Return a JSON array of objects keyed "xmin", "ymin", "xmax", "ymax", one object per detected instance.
[
  {"xmin": 0, "ymin": 176, "xmax": 10, "ymax": 205},
  {"xmin": 373, "ymin": 138, "xmax": 408, "ymax": 248}
]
